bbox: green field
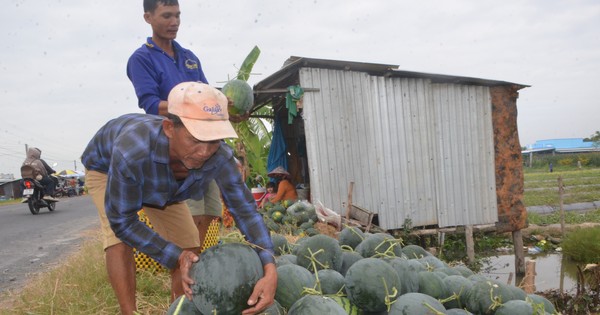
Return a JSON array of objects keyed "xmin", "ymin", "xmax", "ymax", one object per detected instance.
[{"xmin": 523, "ymin": 167, "xmax": 600, "ymax": 207}]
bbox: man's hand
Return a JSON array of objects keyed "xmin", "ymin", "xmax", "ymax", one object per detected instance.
[
  {"xmin": 227, "ymin": 96, "xmax": 251, "ymax": 123},
  {"xmin": 178, "ymin": 250, "xmax": 199, "ymax": 300},
  {"xmin": 242, "ymin": 263, "xmax": 277, "ymax": 315}
]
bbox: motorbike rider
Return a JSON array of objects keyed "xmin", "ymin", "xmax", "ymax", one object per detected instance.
[{"xmin": 20, "ymin": 147, "xmax": 59, "ymax": 202}]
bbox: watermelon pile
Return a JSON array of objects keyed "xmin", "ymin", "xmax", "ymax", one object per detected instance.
[
  {"xmin": 267, "ymin": 227, "xmax": 558, "ymax": 315},
  {"xmin": 167, "ymin": 226, "xmax": 558, "ymax": 315},
  {"xmin": 259, "ymin": 200, "xmax": 320, "ymax": 237}
]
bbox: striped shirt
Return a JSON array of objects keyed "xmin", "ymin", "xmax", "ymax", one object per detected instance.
[{"xmin": 81, "ymin": 113, "xmax": 274, "ymax": 269}]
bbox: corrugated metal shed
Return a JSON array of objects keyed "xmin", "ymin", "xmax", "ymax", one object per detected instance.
[{"xmin": 254, "ymin": 56, "xmax": 528, "ymax": 231}]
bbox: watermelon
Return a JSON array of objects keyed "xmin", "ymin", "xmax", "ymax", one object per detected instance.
[
  {"xmin": 442, "ymin": 275, "xmax": 473, "ymax": 309},
  {"xmin": 386, "ymin": 257, "xmax": 420, "ymax": 295},
  {"xmin": 453, "ymin": 265, "xmax": 475, "ymax": 278},
  {"xmin": 389, "ymin": 292, "xmax": 446, "ymax": 315},
  {"xmin": 295, "ymin": 234, "xmax": 343, "ymax": 272},
  {"xmin": 338, "ymin": 251, "xmax": 364, "ymax": 276},
  {"xmin": 527, "ymin": 293, "xmax": 556, "ymax": 314},
  {"xmin": 222, "ymin": 79, "xmax": 254, "ymax": 115},
  {"xmin": 445, "ymin": 309, "xmax": 474, "ymax": 315},
  {"xmin": 316, "ymin": 269, "xmax": 346, "ymax": 295},
  {"xmin": 464, "ymin": 279, "xmax": 516, "ymax": 315},
  {"xmin": 345, "ymin": 258, "xmax": 400, "ymax": 313},
  {"xmin": 494, "ymin": 300, "xmax": 534, "ymax": 315},
  {"xmin": 166, "ymin": 295, "xmax": 201, "ymax": 315},
  {"xmin": 271, "ymin": 210, "xmax": 284, "ymax": 223},
  {"xmin": 271, "ymin": 234, "xmax": 290, "ymax": 255},
  {"xmin": 355, "ymin": 233, "xmax": 402, "ymax": 258},
  {"xmin": 401, "ymin": 244, "xmax": 432, "ymax": 259},
  {"xmin": 190, "ymin": 243, "xmax": 263, "ymax": 314},
  {"xmin": 417, "ymin": 255, "xmax": 448, "ymax": 270},
  {"xmin": 417, "ymin": 271, "xmax": 448, "ymax": 299},
  {"xmin": 338, "ymin": 226, "xmax": 365, "ymax": 250},
  {"xmin": 287, "ymin": 295, "xmax": 347, "ymax": 315},
  {"xmin": 327, "ymin": 295, "xmax": 362, "ymax": 315},
  {"xmin": 260, "ymin": 300, "xmax": 285, "ymax": 315},
  {"xmin": 275, "ymin": 264, "xmax": 316, "ymax": 310}
]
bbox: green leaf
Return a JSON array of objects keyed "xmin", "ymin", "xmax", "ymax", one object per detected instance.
[{"xmin": 237, "ymin": 45, "xmax": 261, "ymax": 81}]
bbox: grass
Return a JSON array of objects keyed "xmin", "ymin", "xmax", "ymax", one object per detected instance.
[
  {"xmin": 523, "ymin": 167, "xmax": 600, "ymax": 207},
  {"xmin": 0, "ymin": 233, "xmax": 172, "ymax": 315}
]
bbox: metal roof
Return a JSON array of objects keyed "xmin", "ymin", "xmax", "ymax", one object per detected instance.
[{"xmin": 253, "ymin": 56, "xmax": 529, "ymax": 108}]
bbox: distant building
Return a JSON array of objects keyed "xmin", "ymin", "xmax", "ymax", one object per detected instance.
[
  {"xmin": 523, "ymin": 138, "xmax": 600, "ymax": 154},
  {"xmin": 0, "ymin": 173, "xmax": 15, "ymax": 184}
]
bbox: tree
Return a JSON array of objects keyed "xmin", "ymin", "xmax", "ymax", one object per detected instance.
[{"xmin": 583, "ymin": 131, "xmax": 600, "ymax": 147}]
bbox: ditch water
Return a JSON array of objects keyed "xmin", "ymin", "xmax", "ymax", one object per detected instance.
[{"xmin": 480, "ymin": 252, "xmax": 579, "ymax": 293}]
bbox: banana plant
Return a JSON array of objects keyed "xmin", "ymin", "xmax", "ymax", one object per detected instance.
[{"xmin": 225, "ymin": 46, "xmax": 273, "ymax": 187}]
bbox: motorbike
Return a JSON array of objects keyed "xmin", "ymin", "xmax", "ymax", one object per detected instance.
[{"xmin": 22, "ymin": 177, "xmax": 57, "ymax": 214}]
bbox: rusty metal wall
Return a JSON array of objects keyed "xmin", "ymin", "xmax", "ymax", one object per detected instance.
[{"xmin": 299, "ymin": 67, "xmax": 497, "ymax": 230}]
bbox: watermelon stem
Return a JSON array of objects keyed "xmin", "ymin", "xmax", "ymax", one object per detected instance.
[
  {"xmin": 487, "ymin": 282, "xmax": 504, "ymax": 312},
  {"xmin": 423, "ymin": 302, "xmax": 446, "ymax": 315},
  {"xmin": 381, "ymin": 276, "xmax": 398, "ymax": 312}
]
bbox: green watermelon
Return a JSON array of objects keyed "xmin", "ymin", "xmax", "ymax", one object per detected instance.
[
  {"xmin": 222, "ymin": 79, "xmax": 254, "ymax": 115},
  {"xmin": 417, "ymin": 271, "xmax": 448, "ymax": 299},
  {"xmin": 465, "ymin": 279, "xmax": 516, "ymax": 315},
  {"xmin": 401, "ymin": 244, "xmax": 432, "ymax": 259},
  {"xmin": 355, "ymin": 233, "xmax": 402, "ymax": 258},
  {"xmin": 271, "ymin": 234, "xmax": 290, "ymax": 255},
  {"xmin": 338, "ymin": 226, "xmax": 365, "ymax": 249},
  {"xmin": 275, "ymin": 264, "xmax": 316, "ymax": 310},
  {"xmin": 166, "ymin": 295, "xmax": 202, "ymax": 315},
  {"xmin": 494, "ymin": 300, "xmax": 534, "ymax": 315},
  {"xmin": 327, "ymin": 295, "xmax": 362, "ymax": 315},
  {"xmin": 442, "ymin": 275, "xmax": 473, "ymax": 309},
  {"xmin": 345, "ymin": 258, "xmax": 400, "ymax": 313},
  {"xmin": 260, "ymin": 300, "xmax": 285, "ymax": 315},
  {"xmin": 338, "ymin": 251, "xmax": 364, "ymax": 276},
  {"xmin": 386, "ymin": 257, "xmax": 420, "ymax": 295},
  {"xmin": 190, "ymin": 243, "xmax": 263, "ymax": 314},
  {"xmin": 389, "ymin": 292, "xmax": 446, "ymax": 314},
  {"xmin": 287, "ymin": 295, "xmax": 347, "ymax": 314},
  {"xmin": 527, "ymin": 293, "xmax": 556, "ymax": 314},
  {"xmin": 295, "ymin": 234, "xmax": 343, "ymax": 272},
  {"xmin": 316, "ymin": 269, "xmax": 345, "ymax": 295}
]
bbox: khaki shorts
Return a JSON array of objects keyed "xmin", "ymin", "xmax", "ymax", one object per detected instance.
[
  {"xmin": 86, "ymin": 170, "xmax": 200, "ymax": 250},
  {"xmin": 186, "ymin": 179, "xmax": 222, "ymax": 217}
]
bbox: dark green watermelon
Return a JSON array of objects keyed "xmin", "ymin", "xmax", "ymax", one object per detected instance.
[
  {"xmin": 338, "ymin": 226, "xmax": 365, "ymax": 249},
  {"xmin": 345, "ymin": 258, "xmax": 400, "ymax": 313},
  {"xmin": 166, "ymin": 295, "xmax": 202, "ymax": 315},
  {"xmin": 389, "ymin": 292, "xmax": 446, "ymax": 314},
  {"xmin": 287, "ymin": 295, "xmax": 347, "ymax": 314},
  {"xmin": 275, "ymin": 264, "xmax": 316, "ymax": 310},
  {"xmin": 316, "ymin": 269, "xmax": 346, "ymax": 295},
  {"xmin": 295, "ymin": 234, "xmax": 343, "ymax": 272},
  {"xmin": 355, "ymin": 233, "xmax": 402, "ymax": 258},
  {"xmin": 338, "ymin": 251, "xmax": 364, "ymax": 276},
  {"xmin": 386, "ymin": 257, "xmax": 420, "ymax": 295},
  {"xmin": 494, "ymin": 300, "xmax": 534, "ymax": 315},
  {"xmin": 190, "ymin": 243, "xmax": 263, "ymax": 314}
]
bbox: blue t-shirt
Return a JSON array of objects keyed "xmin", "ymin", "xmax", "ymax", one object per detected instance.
[
  {"xmin": 127, "ymin": 38, "xmax": 208, "ymax": 115},
  {"xmin": 81, "ymin": 114, "xmax": 274, "ymax": 269}
]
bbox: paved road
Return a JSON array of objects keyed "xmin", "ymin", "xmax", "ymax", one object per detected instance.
[{"xmin": 0, "ymin": 195, "xmax": 98, "ymax": 293}]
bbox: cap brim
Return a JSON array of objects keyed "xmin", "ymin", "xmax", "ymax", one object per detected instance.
[{"xmin": 180, "ymin": 117, "xmax": 238, "ymax": 141}]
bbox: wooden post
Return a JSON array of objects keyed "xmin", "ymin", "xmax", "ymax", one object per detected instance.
[
  {"xmin": 521, "ymin": 259, "xmax": 537, "ymax": 293},
  {"xmin": 513, "ymin": 230, "xmax": 525, "ymax": 276},
  {"xmin": 465, "ymin": 225, "xmax": 475, "ymax": 264},
  {"xmin": 558, "ymin": 176, "xmax": 565, "ymax": 236},
  {"xmin": 346, "ymin": 182, "xmax": 354, "ymax": 222}
]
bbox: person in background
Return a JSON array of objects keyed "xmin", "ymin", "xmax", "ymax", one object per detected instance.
[
  {"xmin": 127, "ymin": 0, "xmax": 223, "ymax": 248},
  {"xmin": 20, "ymin": 147, "xmax": 58, "ymax": 202},
  {"xmin": 258, "ymin": 181, "xmax": 277, "ymax": 209},
  {"xmin": 82, "ymin": 82, "xmax": 276, "ymax": 315},
  {"xmin": 267, "ymin": 166, "xmax": 298, "ymax": 203}
]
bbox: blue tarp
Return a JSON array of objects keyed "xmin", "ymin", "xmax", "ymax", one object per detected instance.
[{"xmin": 267, "ymin": 116, "xmax": 288, "ymax": 179}]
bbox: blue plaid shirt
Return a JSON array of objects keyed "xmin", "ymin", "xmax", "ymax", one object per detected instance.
[{"xmin": 81, "ymin": 114, "xmax": 274, "ymax": 269}]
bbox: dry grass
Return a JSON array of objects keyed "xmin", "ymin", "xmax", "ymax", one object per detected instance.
[{"xmin": 0, "ymin": 232, "xmax": 172, "ymax": 315}]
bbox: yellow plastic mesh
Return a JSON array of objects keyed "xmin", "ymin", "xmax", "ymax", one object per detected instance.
[{"xmin": 133, "ymin": 209, "xmax": 220, "ymax": 272}]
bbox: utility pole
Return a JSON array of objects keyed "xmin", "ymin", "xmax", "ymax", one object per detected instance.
[{"xmin": 73, "ymin": 160, "xmax": 77, "ymax": 171}]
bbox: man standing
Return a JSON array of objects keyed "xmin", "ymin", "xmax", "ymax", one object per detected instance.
[
  {"xmin": 126, "ymin": 0, "xmax": 220, "ymax": 247},
  {"xmin": 82, "ymin": 82, "xmax": 276, "ymax": 314}
]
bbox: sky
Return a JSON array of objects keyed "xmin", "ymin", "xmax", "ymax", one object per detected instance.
[{"xmin": 1, "ymin": 0, "xmax": 599, "ymax": 178}]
